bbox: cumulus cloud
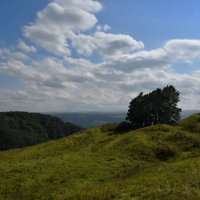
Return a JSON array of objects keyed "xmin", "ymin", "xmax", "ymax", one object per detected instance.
[
  {"xmin": 164, "ymin": 39, "xmax": 200, "ymax": 63},
  {"xmin": 54, "ymin": 0, "xmax": 102, "ymax": 13},
  {"xmin": 96, "ymin": 24, "xmax": 111, "ymax": 32},
  {"xmin": 0, "ymin": 48, "xmax": 29, "ymax": 61},
  {"xmin": 17, "ymin": 40, "xmax": 37, "ymax": 53},
  {"xmin": 99, "ymin": 48, "xmax": 169, "ymax": 72},
  {"xmin": 1, "ymin": 46, "xmax": 200, "ymax": 111},
  {"xmin": 100, "ymin": 39, "xmax": 200, "ymax": 72},
  {"xmin": 23, "ymin": 0, "xmax": 102, "ymax": 55},
  {"xmin": 23, "ymin": 0, "xmax": 143, "ymax": 57},
  {"xmin": 72, "ymin": 31, "xmax": 144, "ymax": 56},
  {"xmin": 1, "ymin": 1, "xmax": 200, "ymax": 111}
]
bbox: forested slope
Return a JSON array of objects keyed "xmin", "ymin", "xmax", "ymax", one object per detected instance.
[{"xmin": 0, "ymin": 112, "xmax": 82, "ymax": 150}]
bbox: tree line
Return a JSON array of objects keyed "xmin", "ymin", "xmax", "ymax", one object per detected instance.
[
  {"xmin": 0, "ymin": 112, "xmax": 82, "ymax": 150},
  {"xmin": 126, "ymin": 85, "xmax": 181, "ymax": 128}
]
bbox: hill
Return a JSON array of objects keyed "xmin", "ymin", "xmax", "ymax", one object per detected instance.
[
  {"xmin": 0, "ymin": 112, "xmax": 82, "ymax": 151},
  {"xmin": 1, "ymin": 115, "xmax": 200, "ymax": 199}
]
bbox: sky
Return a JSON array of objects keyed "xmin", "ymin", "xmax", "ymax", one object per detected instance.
[{"xmin": 1, "ymin": 0, "xmax": 200, "ymax": 112}]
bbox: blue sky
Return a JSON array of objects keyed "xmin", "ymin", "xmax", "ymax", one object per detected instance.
[
  {"xmin": 102, "ymin": 0, "xmax": 200, "ymax": 48},
  {"xmin": 0, "ymin": 0, "xmax": 200, "ymax": 112},
  {"xmin": 2, "ymin": 0, "xmax": 200, "ymax": 48}
]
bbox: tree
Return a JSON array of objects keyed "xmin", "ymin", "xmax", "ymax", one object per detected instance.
[
  {"xmin": 126, "ymin": 92, "xmax": 145, "ymax": 128},
  {"xmin": 160, "ymin": 85, "xmax": 182, "ymax": 124},
  {"xmin": 126, "ymin": 85, "xmax": 181, "ymax": 128}
]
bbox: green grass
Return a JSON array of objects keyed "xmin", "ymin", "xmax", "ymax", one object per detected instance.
[
  {"xmin": 1, "ymin": 115, "xmax": 200, "ymax": 199},
  {"xmin": 180, "ymin": 113, "xmax": 200, "ymax": 132}
]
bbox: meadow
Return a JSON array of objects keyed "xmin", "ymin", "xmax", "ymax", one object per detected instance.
[{"xmin": 1, "ymin": 115, "xmax": 200, "ymax": 199}]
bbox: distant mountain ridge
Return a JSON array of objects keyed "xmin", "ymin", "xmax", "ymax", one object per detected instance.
[
  {"xmin": 53, "ymin": 110, "xmax": 200, "ymax": 128},
  {"xmin": 181, "ymin": 110, "xmax": 200, "ymax": 119},
  {"xmin": 53, "ymin": 112, "xmax": 126, "ymax": 128}
]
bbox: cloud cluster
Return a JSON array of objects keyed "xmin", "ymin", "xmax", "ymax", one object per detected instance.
[
  {"xmin": 0, "ymin": 48, "xmax": 29, "ymax": 61},
  {"xmin": 23, "ymin": 0, "xmax": 100, "ymax": 55},
  {"xmin": 17, "ymin": 40, "xmax": 37, "ymax": 53},
  {"xmin": 164, "ymin": 39, "xmax": 200, "ymax": 63},
  {"xmin": 1, "ymin": 42, "xmax": 200, "ymax": 111},
  {"xmin": 72, "ymin": 31, "xmax": 144, "ymax": 56},
  {"xmin": 23, "ymin": 0, "xmax": 143, "ymax": 57},
  {"xmin": 1, "ymin": 0, "xmax": 200, "ymax": 111},
  {"xmin": 100, "ymin": 39, "xmax": 200, "ymax": 72},
  {"xmin": 24, "ymin": 0, "xmax": 102, "ymax": 55}
]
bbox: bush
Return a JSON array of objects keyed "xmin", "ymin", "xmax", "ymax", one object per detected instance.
[
  {"xmin": 101, "ymin": 121, "xmax": 132, "ymax": 134},
  {"xmin": 155, "ymin": 145, "xmax": 177, "ymax": 161},
  {"xmin": 180, "ymin": 114, "xmax": 200, "ymax": 132},
  {"xmin": 101, "ymin": 123, "xmax": 119, "ymax": 133},
  {"xmin": 114, "ymin": 121, "xmax": 132, "ymax": 134}
]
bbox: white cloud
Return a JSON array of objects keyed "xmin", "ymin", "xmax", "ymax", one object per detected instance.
[
  {"xmin": 103, "ymin": 24, "xmax": 111, "ymax": 32},
  {"xmin": 23, "ymin": 0, "xmax": 102, "ymax": 55},
  {"xmin": 1, "ymin": 1, "xmax": 200, "ymax": 112},
  {"xmin": 54, "ymin": 0, "xmax": 102, "ymax": 13},
  {"xmin": 72, "ymin": 31, "xmax": 144, "ymax": 56},
  {"xmin": 164, "ymin": 39, "xmax": 200, "ymax": 63},
  {"xmin": 100, "ymin": 39, "xmax": 200, "ymax": 72},
  {"xmin": 99, "ymin": 48, "xmax": 168, "ymax": 72},
  {"xmin": 23, "ymin": 0, "xmax": 143, "ymax": 57},
  {"xmin": 1, "ymin": 48, "xmax": 200, "ymax": 111},
  {"xmin": 17, "ymin": 40, "xmax": 37, "ymax": 53},
  {"xmin": 0, "ymin": 48, "xmax": 29, "ymax": 61},
  {"xmin": 96, "ymin": 24, "xmax": 111, "ymax": 32}
]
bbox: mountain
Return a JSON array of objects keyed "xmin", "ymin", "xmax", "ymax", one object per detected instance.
[
  {"xmin": 0, "ymin": 112, "xmax": 82, "ymax": 151},
  {"xmin": 1, "ymin": 114, "xmax": 200, "ymax": 199}
]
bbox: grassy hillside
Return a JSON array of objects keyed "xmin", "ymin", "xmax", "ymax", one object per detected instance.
[{"xmin": 1, "ymin": 115, "xmax": 200, "ymax": 199}]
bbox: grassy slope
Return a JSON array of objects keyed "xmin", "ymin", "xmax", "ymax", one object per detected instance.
[{"xmin": 1, "ymin": 115, "xmax": 200, "ymax": 199}]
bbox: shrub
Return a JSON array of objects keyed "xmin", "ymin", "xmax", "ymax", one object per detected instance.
[
  {"xmin": 101, "ymin": 123, "xmax": 118, "ymax": 133},
  {"xmin": 114, "ymin": 121, "xmax": 132, "ymax": 134},
  {"xmin": 155, "ymin": 145, "xmax": 177, "ymax": 161},
  {"xmin": 180, "ymin": 114, "xmax": 200, "ymax": 132}
]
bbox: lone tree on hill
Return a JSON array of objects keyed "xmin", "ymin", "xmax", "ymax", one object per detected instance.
[{"xmin": 126, "ymin": 85, "xmax": 182, "ymax": 128}]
